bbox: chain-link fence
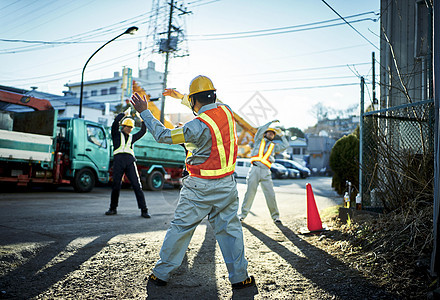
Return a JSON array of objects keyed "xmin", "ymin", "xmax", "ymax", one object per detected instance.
[{"xmin": 361, "ymin": 99, "xmax": 435, "ymax": 212}]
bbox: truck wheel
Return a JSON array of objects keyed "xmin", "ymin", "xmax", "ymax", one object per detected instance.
[
  {"xmin": 146, "ymin": 170, "xmax": 164, "ymax": 191},
  {"xmin": 73, "ymin": 168, "xmax": 95, "ymax": 192}
]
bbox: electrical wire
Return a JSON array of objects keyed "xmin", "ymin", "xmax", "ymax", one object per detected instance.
[
  {"xmin": 234, "ymin": 62, "xmax": 370, "ymax": 77},
  {"xmin": 228, "ymin": 82, "xmax": 360, "ymax": 94},
  {"xmin": 321, "ymin": 0, "xmax": 379, "ymax": 50},
  {"xmin": 188, "ymin": 18, "xmax": 376, "ymax": 41},
  {"xmin": 189, "ymin": 11, "xmax": 377, "ymax": 37},
  {"xmin": 0, "ymin": 9, "xmax": 155, "ymax": 54}
]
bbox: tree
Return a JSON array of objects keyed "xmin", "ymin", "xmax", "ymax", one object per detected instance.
[
  {"xmin": 287, "ymin": 127, "xmax": 305, "ymax": 138},
  {"xmin": 309, "ymin": 102, "xmax": 328, "ymax": 122},
  {"xmin": 329, "ymin": 133, "xmax": 359, "ymax": 195}
]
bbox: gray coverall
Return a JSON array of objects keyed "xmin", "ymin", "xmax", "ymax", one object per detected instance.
[
  {"xmin": 139, "ymin": 101, "xmax": 249, "ymax": 284},
  {"xmin": 239, "ymin": 121, "xmax": 289, "ymax": 221}
]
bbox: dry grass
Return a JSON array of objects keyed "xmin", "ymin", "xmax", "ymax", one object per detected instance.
[{"xmin": 308, "ymin": 204, "xmax": 435, "ymax": 299}]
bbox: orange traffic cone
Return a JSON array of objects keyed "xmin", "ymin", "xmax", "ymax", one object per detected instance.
[{"xmin": 306, "ymin": 183, "xmax": 323, "ymax": 231}]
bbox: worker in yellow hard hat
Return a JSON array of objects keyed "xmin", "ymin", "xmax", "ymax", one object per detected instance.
[
  {"xmin": 238, "ymin": 120, "xmax": 289, "ymax": 223},
  {"xmin": 130, "ymin": 75, "xmax": 255, "ymax": 289},
  {"xmin": 105, "ymin": 108, "xmax": 151, "ymax": 219}
]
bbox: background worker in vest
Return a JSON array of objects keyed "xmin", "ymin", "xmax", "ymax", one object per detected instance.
[
  {"xmin": 238, "ymin": 122, "xmax": 289, "ymax": 223},
  {"xmin": 130, "ymin": 75, "xmax": 255, "ymax": 289},
  {"xmin": 105, "ymin": 109, "xmax": 151, "ymax": 218}
]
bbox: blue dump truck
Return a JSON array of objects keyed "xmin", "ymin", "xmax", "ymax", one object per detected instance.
[{"xmin": 0, "ymin": 99, "xmax": 186, "ymax": 192}]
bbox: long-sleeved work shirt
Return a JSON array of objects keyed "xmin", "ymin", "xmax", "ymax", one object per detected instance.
[
  {"xmin": 139, "ymin": 100, "xmax": 232, "ymax": 167},
  {"xmin": 111, "ymin": 113, "xmax": 146, "ymax": 163},
  {"xmin": 250, "ymin": 121, "xmax": 289, "ymax": 168}
]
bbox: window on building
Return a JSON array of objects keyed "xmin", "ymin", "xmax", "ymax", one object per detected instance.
[
  {"xmin": 91, "ymin": 90, "xmax": 97, "ymax": 96},
  {"xmin": 101, "ymin": 89, "xmax": 108, "ymax": 96},
  {"xmin": 83, "ymin": 91, "xmax": 88, "ymax": 97},
  {"xmin": 292, "ymin": 148, "xmax": 301, "ymax": 155},
  {"xmin": 109, "ymin": 87, "xmax": 117, "ymax": 94}
]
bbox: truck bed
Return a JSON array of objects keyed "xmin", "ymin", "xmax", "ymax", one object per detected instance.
[{"xmin": 0, "ymin": 129, "xmax": 53, "ymax": 162}]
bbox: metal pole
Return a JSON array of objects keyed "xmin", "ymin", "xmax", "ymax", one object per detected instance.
[
  {"xmin": 359, "ymin": 77, "xmax": 365, "ymax": 204},
  {"xmin": 372, "ymin": 52, "xmax": 377, "ymax": 107},
  {"xmin": 78, "ymin": 27, "xmax": 138, "ymax": 119},
  {"xmin": 160, "ymin": 0, "xmax": 174, "ymax": 124},
  {"xmin": 431, "ymin": 0, "xmax": 440, "ymax": 277}
]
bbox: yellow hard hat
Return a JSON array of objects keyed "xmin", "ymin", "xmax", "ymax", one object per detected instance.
[
  {"xmin": 189, "ymin": 75, "xmax": 216, "ymax": 96},
  {"xmin": 121, "ymin": 118, "xmax": 135, "ymax": 128},
  {"xmin": 265, "ymin": 127, "xmax": 277, "ymax": 135}
]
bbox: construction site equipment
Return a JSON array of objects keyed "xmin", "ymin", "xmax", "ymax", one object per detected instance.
[
  {"xmin": 132, "ymin": 81, "xmax": 175, "ymax": 129},
  {"xmin": 216, "ymin": 99, "xmax": 257, "ymax": 158},
  {"xmin": 0, "ymin": 87, "xmax": 185, "ymax": 192},
  {"xmin": 0, "ymin": 90, "xmax": 53, "ymax": 111},
  {"xmin": 0, "ymin": 108, "xmax": 111, "ymax": 192}
]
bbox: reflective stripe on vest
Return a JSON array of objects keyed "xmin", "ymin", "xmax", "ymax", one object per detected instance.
[
  {"xmin": 250, "ymin": 139, "xmax": 275, "ymax": 168},
  {"xmin": 186, "ymin": 105, "xmax": 237, "ymax": 179},
  {"xmin": 113, "ymin": 132, "xmax": 135, "ymax": 156}
]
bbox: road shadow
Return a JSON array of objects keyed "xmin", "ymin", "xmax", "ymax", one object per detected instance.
[
  {"xmin": 0, "ymin": 233, "xmax": 118, "ymax": 299},
  {"xmin": 241, "ymin": 222, "xmax": 400, "ymax": 300},
  {"xmin": 146, "ymin": 222, "xmax": 224, "ymax": 299}
]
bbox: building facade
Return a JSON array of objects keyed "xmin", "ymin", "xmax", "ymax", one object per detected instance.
[{"xmin": 64, "ymin": 61, "xmax": 165, "ymax": 117}]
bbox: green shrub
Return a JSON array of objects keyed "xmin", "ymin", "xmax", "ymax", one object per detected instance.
[{"xmin": 329, "ymin": 134, "xmax": 359, "ymax": 195}]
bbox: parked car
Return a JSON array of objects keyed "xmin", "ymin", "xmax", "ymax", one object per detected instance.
[
  {"xmin": 270, "ymin": 163, "xmax": 289, "ymax": 179},
  {"xmin": 286, "ymin": 167, "xmax": 300, "ymax": 179},
  {"xmin": 275, "ymin": 159, "xmax": 311, "ymax": 178},
  {"xmin": 234, "ymin": 158, "xmax": 252, "ymax": 178}
]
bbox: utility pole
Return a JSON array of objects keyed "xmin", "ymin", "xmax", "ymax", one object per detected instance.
[
  {"xmin": 160, "ymin": 0, "xmax": 175, "ymax": 124},
  {"xmin": 359, "ymin": 76, "xmax": 365, "ymax": 207},
  {"xmin": 156, "ymin": 0, "xmax": 190, "ymax": 124},
  {"xmin": 372, "ymin": 52, "xmax": 377, "ymax": 109},
  {"xmin": 431, "ymin": 0, "xmax": 440, "ymax": 278}
]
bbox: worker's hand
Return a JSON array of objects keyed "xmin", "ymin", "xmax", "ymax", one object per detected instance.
[
  {"xmin": 131, "ymin": 92, "xmax": 149, "ymax": 113},
  {"xmin": 275, "ymin": 128, "xmax": 283, "ymax": 136},
  {"xmin": 163, "ymin": 88, "xmax": 184, "ymax": 100},
  {"xmin": 272, "ymin": 119, "xmax": 280, "ymax": 123}
]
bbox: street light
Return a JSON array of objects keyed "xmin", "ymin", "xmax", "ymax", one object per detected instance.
[{"xmin": 78, "ymin": 26, "xmax": 138, "ymax": 118}]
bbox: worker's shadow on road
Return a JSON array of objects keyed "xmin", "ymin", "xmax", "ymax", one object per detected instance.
[
  {"xmin": 0, "ymin": 233, "xmax": 118, "ymax": 299},
  {"xmin": 241, "ymin": 222, "xmax": 397, "ymax": 300},
  {"xmin": 145, "ymin": 221, "xmax": 258, "ymax": 299}
]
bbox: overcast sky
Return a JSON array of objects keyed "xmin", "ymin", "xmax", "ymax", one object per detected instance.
[{"xmin": 0, "ymin": 0, "xmax": 380, "ymax": 130}]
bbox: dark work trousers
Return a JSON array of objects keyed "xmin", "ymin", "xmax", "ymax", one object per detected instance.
[{"xmin": 110, "ymin": 154, "xmax": 146, "ymax": 210}]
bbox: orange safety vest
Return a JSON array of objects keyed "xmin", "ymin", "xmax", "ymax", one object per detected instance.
[
  {"xmin": 250, "ymin": 139, "xmax": 275, "ymax": 168},
  {"xmin": 186, "ymin": 105, "xmax": 238, "ymax": 179}
]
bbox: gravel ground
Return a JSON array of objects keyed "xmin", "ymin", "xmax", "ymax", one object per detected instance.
[{"xmin": 0, "ymin": 212, "xmax": 399, "ymax": 299}]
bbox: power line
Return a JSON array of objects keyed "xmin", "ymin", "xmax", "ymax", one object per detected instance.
[
  {"xmin": 236, "ymin": 75, "xmax": 367, "ymax": 85},
  {"xmin": 321, "ymin": 0, "xmax": 379, "ymax": 50},
  {"xmin": 235, "ymin": 62, "xmax": 371, "ymax": 77},
  {"xmin": 0, "ymin": 10, "xmax": 154, "ymax": 53},
  {"xmin": 229, "ymin": 82, "xmax": 360, "ymax": 94},
  {"xmin": 189, "ymin": 10, "xmax": 377, "ymax": 37},
  {"xmin": 188, "ymin": 18, "xmax": 377, "ymax": 41},
  {"xmin": 0, "ymin": 0, "xmax": 20, "ymax": 11}
]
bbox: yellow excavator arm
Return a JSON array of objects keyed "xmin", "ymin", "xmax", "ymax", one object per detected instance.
[{"xmin": 132, "ymin": 80, "xmax": 175, "ymax": 129}]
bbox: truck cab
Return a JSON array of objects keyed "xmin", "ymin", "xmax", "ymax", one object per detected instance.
[{"xmin": 57, "ymin": 118, "xmax": 111, "ymax": 192}]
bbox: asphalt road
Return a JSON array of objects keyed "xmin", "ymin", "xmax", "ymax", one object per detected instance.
[
  {"xmin": 0, "ymin": 176, "xmax": 340, "ymax": 244},
  {"xmin": 0, "ymin": 176, "xmax": 349, "ymax": 299}
]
